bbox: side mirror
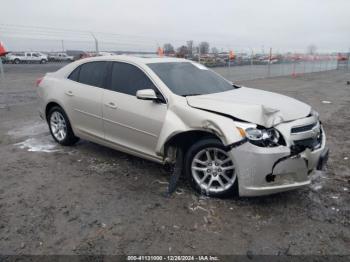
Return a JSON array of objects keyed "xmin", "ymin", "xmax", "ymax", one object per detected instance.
[{"xmin": 136, "ymin": 89, "xmax": 158, "ymax": 101}]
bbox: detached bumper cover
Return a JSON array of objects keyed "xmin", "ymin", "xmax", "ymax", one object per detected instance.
[{"xmin": 229, "ymin": 129, "xmax": 328, "ymax": 197}]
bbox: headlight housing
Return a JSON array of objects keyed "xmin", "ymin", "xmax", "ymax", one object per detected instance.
[{"xmin": 235, "ymin": 122, "xmax": 284, "ymax": 147}]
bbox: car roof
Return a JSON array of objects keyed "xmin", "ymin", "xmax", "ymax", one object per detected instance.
[
  {"xmin": 77, "ymin": 55, "xmax": 189, "ymax": 65},
  {"xmin": 54, "ymin": 55, "xmax": 196, "ymax": 78}
]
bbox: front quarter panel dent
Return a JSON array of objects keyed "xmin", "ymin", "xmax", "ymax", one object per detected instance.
[{"xmin": 156, "ymin": 104, "xmax": 243, "ymax": 156}]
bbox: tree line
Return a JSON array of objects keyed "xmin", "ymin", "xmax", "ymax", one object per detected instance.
[{"xmin": 162, "ymin": 41, "xmax": 219, "ymax": 57}]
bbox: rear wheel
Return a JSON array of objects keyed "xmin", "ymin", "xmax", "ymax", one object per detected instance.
[
  {"xmin": 14, "ymin": 59, "xmax": 20, "ymax": 64},
  {"xmin": 184, "ymin": 138, "xmax": 237, "ymax": 197},
  {"xmin": 48, "ymin": 106, "xmax": 79, "ymax": 146},
  {"xmin": 40, "ymin": 59, "xmax": 47, "ymax": 64}
]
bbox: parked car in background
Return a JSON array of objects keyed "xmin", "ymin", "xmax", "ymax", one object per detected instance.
[
  {"xmin": 37, "ymin": 56, "xmax": 328, "ymax": 197},
  {"xmin": 48, "ymin": 53, "xmax": 74, "ymax": 62},
  {"xmin": 0, "ymin": 55, "xmax": 9, "ymax": 64},
  {"xmin": 6, "ymin": 52, "xmax": 48, "ymax": 64},
  {"xmin": 65, "ymin": 50, "xmax": 90, "ymax": 61}
]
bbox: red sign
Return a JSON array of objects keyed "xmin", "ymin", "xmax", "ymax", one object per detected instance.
[{"xmin": 0, "ymin": 42, "xmax": 8, "ymax": 56}]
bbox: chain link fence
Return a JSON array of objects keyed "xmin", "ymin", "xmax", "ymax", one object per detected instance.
[
  {"xmin": 1, "ymin": 28, "xmax": 349, "ymax": 82},
  {"xmin": 198, "ymin": 54, "xmax": 342, "ymax": 82}
]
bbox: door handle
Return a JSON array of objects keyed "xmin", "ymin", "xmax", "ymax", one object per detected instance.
[
  {"xmin": 65, "ymin": 91, "xmax": 74, "ymax": 96},
  {"xmin": 105, "ymin": 102, "xmax": 117, "ymax": 109}
]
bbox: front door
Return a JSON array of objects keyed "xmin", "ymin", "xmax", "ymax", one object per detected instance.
[{"xmin": 102, "ymin": 62, "xmax": 167, "ymax": 158}]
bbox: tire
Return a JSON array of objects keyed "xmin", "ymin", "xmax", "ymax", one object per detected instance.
[
  {"xmin": 40, "ymin": 59, "xmax": 47, "ymax": 64},
  {"xmin": 48, "ymin": 106, "xmax": 79, "ymax": 146},
  {"xmin": 184, "ymin": 138, "xmax": 237, "ymax": 197},
  {"xmin": 14, "ymin": 59, "xmax": 20, "ymax": 64}
]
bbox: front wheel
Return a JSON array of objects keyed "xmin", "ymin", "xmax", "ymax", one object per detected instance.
[
  {"xmin": 184, "ymin": 138, "xmax": 237, "ymax": 197},
  {"xmin": 40, "ymin": 59, "xmax": 47, "ymax": 64},
  {"xmin": 48, "ymin": 106, "xmax": 79, "ymax": 146}
]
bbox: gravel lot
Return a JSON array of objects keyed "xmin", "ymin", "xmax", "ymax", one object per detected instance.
[{"xmin": 0, "ymin": 63, "xmax": 349, "ymax": 256}]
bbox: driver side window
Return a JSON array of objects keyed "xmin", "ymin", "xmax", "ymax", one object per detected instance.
[{"xmin": 110, "ymin": 62, "xmax": 155, "ymax": 96}]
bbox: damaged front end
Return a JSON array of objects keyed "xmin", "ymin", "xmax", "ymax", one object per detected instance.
[{"xmin": 229, "ymin": 111, "xmax": 329, "ymax": 196}]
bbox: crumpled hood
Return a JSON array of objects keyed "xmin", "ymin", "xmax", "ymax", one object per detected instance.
[{"xmin": 186, "ymin": 87, "xmax": 311, "ymax": 127}]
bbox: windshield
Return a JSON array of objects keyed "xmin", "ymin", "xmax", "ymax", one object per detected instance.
[{"xmin": 147, "ymin": 62, "xmax": 234, "ymax": 96}]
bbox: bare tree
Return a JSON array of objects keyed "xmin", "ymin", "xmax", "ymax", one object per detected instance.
[
  {"xmin": 307, "ymin": 44, "xmax": 317, "ymax": 55},
  {"xmin": 211, "ymin": 47, "xmax": 219, "ymax": 55},
  {"xmin": 177, "ymin": 45, "xmax": 189, "ymax": 57},
  {"xmin": 163, "ymin": 43, "xmax": 175, "ymax": 55},
  {"xmin": 186, "ymin": 40, "xmax": 193, "ymax": 57},
  {"xmin": 199, "ymin": 42, "xmax": 210, "ymax": 55}
]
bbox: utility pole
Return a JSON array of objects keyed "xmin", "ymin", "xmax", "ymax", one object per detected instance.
[
  {"xmin": 0, "ymin": 39, "xmax": 5, "ymax": 84},
  {"xmin": 0, "ymin": 57, "xmax": 6, "ymax": 109},
  {"xmin": 0, "ymin": 36, "xmax": 7, "ymax": 102},
  {"xmin": 250, "ymin": 48, "xmax": 254, "ymax": 80},
  {"xmin": 198, "ymin": 43, "xmax": 201, "ymax": 64},
  {"xmin": 61, "ymin": 40, "xmax": 65, "ymax": 52},
  {"xmin": 268, "ymin": 47, "xmax": 272, "ymax": 77},
  {"xmin": 0, "ymin": 58, "xmax": 4, "ymax": 81},
  {"xmin": 228, "ymin": 50, "xmax": 231, "ymax": 70},
  {"xmin": 90, "ymin": 32, "xmax": 99, "ymax": 54}
]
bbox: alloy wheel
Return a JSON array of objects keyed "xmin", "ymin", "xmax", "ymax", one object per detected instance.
[
  {"xmin": 191, "ymin": 147, "xmax": 236, "ymax": 194},
  {"xmin": 50, "ymin": 111, "xmax": 67, "ymax": 141}
]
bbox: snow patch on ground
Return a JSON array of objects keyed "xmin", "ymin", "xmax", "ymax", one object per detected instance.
[
  {"xmin": 9, "ymin": 120, "xmax": 60, "ymax": 153},
  {"xmin": 310, "ymin": 184, "xmax": 323, "ymax": 191},
  {"xmin": 15, "ymin": 136, "xmax": 59, "ymax": 153},
  {"xmin": 309, "ymin": 170, "xmax": 327, "ymax": 191}
]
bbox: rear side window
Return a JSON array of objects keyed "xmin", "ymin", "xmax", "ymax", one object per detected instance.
[
  {"xmin": 110, "ymin": 62, "xmax": 155, "ymax": 96},
  {"xmin": 74, "ymin": 61, "xmax": 108, "ymax": 88},
  {"xmin": 68, "ymin": 67, "xmax": 80, "ymax": 82}
]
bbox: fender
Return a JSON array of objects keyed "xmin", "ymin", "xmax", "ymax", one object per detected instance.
[{"xmin": 156, "ymin": 103, "xmax": 244, "ymax": 156}]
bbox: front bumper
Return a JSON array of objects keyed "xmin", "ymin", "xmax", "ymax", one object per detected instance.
[{"xmin": 229, "ymin": 127, "xmax": 328, "ymax": 197}]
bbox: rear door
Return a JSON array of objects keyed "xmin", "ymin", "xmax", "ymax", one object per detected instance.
[
  {"xmin": 65, "ymin": 61, "xmax": 109, "ymax": 139},
  {"xmin": 102, "ymin": 62, "xmax": 167, "ymax": 158}
]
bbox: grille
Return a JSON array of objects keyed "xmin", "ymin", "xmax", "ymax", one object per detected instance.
[
  {"xmin": 291, "ymin": 122, "xmax": 317, "ymax": 133},
  {"xmin": 293, "ymin": 128, "xmax": 322, "ymax": 150}
]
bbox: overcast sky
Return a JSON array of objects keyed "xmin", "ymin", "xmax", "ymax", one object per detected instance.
[{"xmin": 1, "ymin": 0, "xmax": 349, "ymax": 53}]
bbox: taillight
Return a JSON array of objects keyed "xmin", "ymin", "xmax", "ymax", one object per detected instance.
[{"xmin": 36, "ymin": 77, "xmax": 43, "ymax": 87}]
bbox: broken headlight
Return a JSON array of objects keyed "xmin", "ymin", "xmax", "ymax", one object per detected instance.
[
  {"xmin": 245, "ymin": 127, "xmax": 281, "ymax": 147},
  {"xmin": 235, "ymin": 122, "xmax": 284, "ymax": 147}
]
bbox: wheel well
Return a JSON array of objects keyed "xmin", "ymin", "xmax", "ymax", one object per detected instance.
[
  {"xmin": 164, "ymin": 130, "xmax": 222, "ymax": 160},
  {"xmin": 45, "ymin": 102, "xmax": 60, "ymax": 121}
]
